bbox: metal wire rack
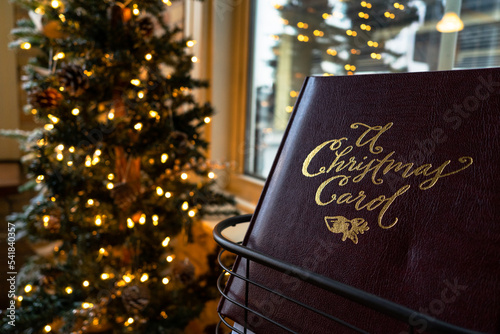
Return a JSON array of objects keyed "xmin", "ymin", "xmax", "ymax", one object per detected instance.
[{"xmin": 213, "ymin": 214, "xmax": 484, "ymax": 334}]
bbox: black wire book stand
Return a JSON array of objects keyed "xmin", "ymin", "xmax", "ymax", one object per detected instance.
[{"xmin": 213, "ymin": 214, "xmax": 484, "ymax": 334}]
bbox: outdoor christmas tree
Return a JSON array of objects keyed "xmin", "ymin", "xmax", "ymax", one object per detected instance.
[{"xmin": 1, "ymin": 0, "xmax": 236, "ymax": 333}]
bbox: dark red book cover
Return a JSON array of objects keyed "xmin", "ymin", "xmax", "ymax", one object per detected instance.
[{"xmin": 219, "ymin": 69, "xmax": 500, "ymax": 333}]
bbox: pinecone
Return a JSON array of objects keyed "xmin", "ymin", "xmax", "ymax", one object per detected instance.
[
  {"xmin": 28, "ymin": 87, "xmax": 63, "ymax": 109},
  {"xmin": 110, "ymin": 182, "xmax": 138, "ymax": 211},
  {"xmin": 122, "ymin": 284, "xmax": 150, "ymax": 313},
  {"xmin": 172, "ymin": 258, "xmax": 196, "ymax": 285},
  {"xmin": 137, "ymin": 16, "xmax": 154, "ymax": 38},
  {"xmin": 57, "ymin": 63, "xmax": 89, "ymax": 97}
]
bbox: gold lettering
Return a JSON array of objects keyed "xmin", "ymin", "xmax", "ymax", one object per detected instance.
[
  {"xmin": 419, "ymin": 157, "xmax": 473, "ymax": 190},
  {"xmin": 351, "ymin": 122, "xmax": 393, "ymax": 154},
  {"xmin": 378, "ymin": 185, "xmax": 411, "ymax": 229},
  {"xmin": 302, "ymin": 138, "xmax": 347, "ymax": 177},
  {"xmin": 315, "ymin": 175, "xmax": 351, "ymax": 205}
]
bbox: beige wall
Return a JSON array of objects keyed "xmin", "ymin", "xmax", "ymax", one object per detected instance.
[{"xmin": 0, "ymin": 1, "xmax": 20, "ymax": 160}]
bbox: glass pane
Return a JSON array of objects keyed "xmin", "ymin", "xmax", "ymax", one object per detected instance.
[{"xmin": 245, "ymin": 0, "xmax": 500, "ymax": 179}]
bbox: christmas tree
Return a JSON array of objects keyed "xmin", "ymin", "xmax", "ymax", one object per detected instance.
[{"xmin": 1, "ymin": 0, "xmax": 236, "ymax": 333}]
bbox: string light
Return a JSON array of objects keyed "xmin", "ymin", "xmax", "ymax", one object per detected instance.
[
  {"xmin": 48, "ymin": 114, "xmax": 59, "ymax": 123},
  {"xmin": 181, "ymin": 201, "xmax": 189, "ymax": 211},
  {"xmin": 161, "ymin": 153, "xmax": 168, "ymax": 163},
  {"xmin": 191, "ymin": 56, "xmax": 198, "ymax": 63},
  {"xmin": 82, "ymin": 280, "xmax": 89, "ymax": 287},
  {"xmin": 82, "ymin": 302, "xmax": 93, "ymax": 309},
  {"xmin": 53, "ymin": 52, "xmax": 65, "ymax": 60},
  {"xmin": 163, "ymin": 0, "xmax": 172, "ymax": 5},
  {"xmin": 145, "ymin": 53, "xmax": 152, "ymax": 61},
  {"xmin": 137, "ymin": 91, "xmax": 144, "ymax": 99},
  {"xmin": 297, "ymin": 34, "xmax": 309, "ymax": 42},
  {"xmin": 88, "ymin": 199, "xmax": 94, "ymax": 205},
  {"xmin": 123, "ymin": 274, "xmax": 132, "ymax": 283},
  {"xmin": 59, "ymin": 14, "xmax": 66, "ymax": 22},
  {"xmin": 286, "ymin": 106, "xmax": 293, "ymax": 113},
  {"xmin": 152, "ymin": 215, "xmax": 159, "ymax": 226},
  {"xmin": 24, "ymin": 284, "xmax": 32, "ymax": 293},
  {"xmin": 208, "ymin": 172, "xmax": 215, "ymax": 179},
  {"xmin": 162, "ymin": 277, "xmax": 170, "ymax": 285},
  {"xmin": 44, "ymin": 325, "xmax": 52, "ymax": 332},
  {"xmin": 180, "ymin": 173, "xmax": 188, "ymax": 180},
  {"xmin": 106, "ymin": 182, "xmax": 114, "ymax": 190},
  {"xmin": 132, "ymin": 4, "xmax": 140, "ymax": 15},
  {"xmin": 35, "ymin": 7, "xmax": 45, "ymax": 14},
  {"xmin": 313, "ymin": 30, "xmax": 324, "ymax": 37},
  {"xmin": 43, "ymin": 215, "xmax": 50, "ymax": 227},
  {"xmin": 149, "ymin": 110, "xmax": 158, "ymax": 118},
  {"xmin": 127, "ymin": 218, "xmax": 135, "ymax": 228},
  {"xmin": 156, "ymin": 186, "xmax": 164, "ymax": 196},
  {"xmin": 56, "ymin": 153, "xmax": 63, "ymax": 161},
  {"xmin": 99, "ymin": 248, "xmax": 106, "ymax": 255},
  {"xmin": 134, "ymin": 122, "xmax": 143, "ymax": 131},
  {"xmin": 101, "ymin": 273, "xmax": 110, "ymax": 280},
  {"xmin": 130, "ymin": 79, "xmax": 141, "ymax": 86},
  {"xmin": 139, "ymin": 214, "xmax": 146, "ymax": 225},
  {"xmin": 165, "ymin": 192, "xmax": 172, "ymax": 198},
  {"xmin": 21, "ymin": 42, "xmax": 31, "ymax": 50},
  {"xmin": 162, "ymin": 237, "xmax": 170, "ymax": 247},
  {"xmin": 107, "ymin": 173, "xmax": 114, "ymax": 180},
  {"xmin": 327, "ymin": 48, "xmax": 337, "ymax": 56},
  {"xmin": 140, "ymin": 273, "xmax": 149, "ymax": 282},
  {"xmin": 108, "ymin": 111, "xmax": 115, "ymax": 120},
  {"xmin": 188, "ymin": 210, "xmax": 196, "ymax": 217},
  {"xmin": 85, "ymin": 156, "xmax": 92, "ymax": 167},
  {"xmin": 322, "ymin": 13, "xmax": 331, "ymax": 19},
  {"xmin": 65, "ymin": 286, "xmax": 73, "ymax": 294},
  {"xmin": 166, "ymin": 255, "xmax": 174, "ymax": 262},
  {"xmin": 95, "ymin": 215, "xmax": 102, "ymax": 226},
  {"xmin": 51, "ymin": 0, "xmax": 60, "ymax": 8},
  {"xmin": 125, "ymin": 318, "xmax": 134, "ymax": 326},
  {"xmin": 36, "ymin": 175, "xmax": 44, "ymax": 183},
  {"xmin": 186, "ymin": 40, "xmax": 196, "ymax": 47}
]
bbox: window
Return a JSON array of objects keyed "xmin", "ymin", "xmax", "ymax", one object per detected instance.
[{"xmin": 245, "ymin": 0, "xmax": 500, "ymax": 179}]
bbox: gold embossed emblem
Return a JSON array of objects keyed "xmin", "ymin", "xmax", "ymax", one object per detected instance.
[{"xmin": 325, "ymin": 216, "xmax": 369, "ymax": 244}]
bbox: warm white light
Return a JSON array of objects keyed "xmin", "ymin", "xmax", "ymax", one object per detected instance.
[
  {"xmin": 163, "ymin": 0, "xmax": 172, "ymax": 5},
  {"xmin": 149, "ymin": 110, "xmax": 158, "ymax": 118},
  {"xmin": 87, "ymin": 199, "xmax": 94, "ymax": 205},
  {"xmin": 48, "ymin": 114, "xmax": 60, "ymax": 123},
  {"xmin": 54, "ymin": 52, "xmax": 65, "ymax": 60},
  {"xmin": 145, "ymin": 53, "xmax": 152, "ymax": 61},
  {"xmin": 180, "ymin": 173, "xmax": 188, "ymax": 180},
  {"xmin": 134, "ymin": 122, "xmax": 143, "ymax": 131},
  {"xmin": 44, "ymin": 325, "xmax": 52, "ymax": 332},
  {"xmin": 181, "ymin": 201, "xmax": 189, "ymax": 211},
  {"xmin": 21, "ymin": 42, "xmax": 31, "ymax": 50},
  {"xmin": 101, "ymin": 273, "xmax": 110, "ymax": 280},
  {"xmin": 72, "ymin": 108, "xmax": 80, "ymax": 116},
  {"xmin": 166, "ymin": 255, "xmax": 174, "ymax": 262},
  {"xmin": 165, "ymin": 192, "xmax": 172, "ymax": 198},
  {"xmin": 107, "ymin": 173, "xmax": 114, "ymax": 180},
  {"xmin": 436, "ymin": 12, "xmax": 464, "ymax": 33},
  {"xmin": 95, "ymin": 215, "xmax": 102, "ymax": 226},
  {"xmin": 123, "ymin": 275, "xmax": 132, "ymax": 283},
  {"xmin": 133, "ymin": 8, "xmax": 140, "ymax": 15},
  {"xmin": 106, "ymin": 182, "xmax": 114, "ymax": 190},
  {"xmin": 99, "ymin": 248, "xmax": 105, "ymax": 254},
  {"xmin": 188, "ymin": 210, "xmax": 196, "ymax": 217},
  {"xmin": 139, "ymin": 214, "xmax": 146, "ymax": 225},
  {"xmin": 94, "ymin": 149, "xmax": 101, "ymax": 156},
  {"xmin": 140, "ymin": 273, "xmax": 149, "ymax": 282},
  {"xmin": 130, "ymin": 79, "xmax": 141, "ymax": 86},
  {"xmin": 83, "ymin": 280, "xmax": 89, "ymax": 287},
  {"xmin": 162, "ymin": 277, "xmax": 170, "ymax": 284},
  {"xmin": 186, "ymin": 40, "xmax": 196, "ymax": 47},
  {"xmin": 204, "ymin": 117, "xmax": 211, "ymax": 124},
  {"xmin": 191, "ymin": 56, "xmax": 198, "ymax": 63},
  {"xmin": 108, "ymin": 112, "xmax": 115, "ymax": 120},
  {"xmin": 51, "ymin": 0, "xmax": 60, "ymax": 8},
  {"xmin": 65, "ymin": 286, "xmax": 73, "ymax": 294},
  {"xmin": 44, "ymin": 124, "xmax": 54, "ymax": 131},
  {"xmin": 24, "ymin": 284, "xmax": 32, "ymax": 293},
  {"xmin": 137, "ymin": 91, "xmax": 144, "ymax": 99},
  {"xmin": 208, "ymin": 172, "xmax": 215, "ymax": 179},
  {"xmin": 56, "ymin": 153, "xmax": 63, "ymax": 161},
  {"xmin": 82, "ymin": 302, "xmax": 93, "ymax": 309},
  {"xmin": 156, "ymin": 187, "xmax": 164, "ymax": 196},
  {"xmin": 127, "ymin": 218, "xmax": 135, "ymax": 228},
  {"xmin": 161, "ymin": 153, "xmax": 168, "ymax": 163},
  {"xmin": 162, "ymin": 237, "xmax": 170, "ymax": 247}
]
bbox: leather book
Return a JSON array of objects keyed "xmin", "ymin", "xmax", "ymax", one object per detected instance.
[{"xmin": 218, "ymin": 68, "xmax": 500, "ymax": 333}]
